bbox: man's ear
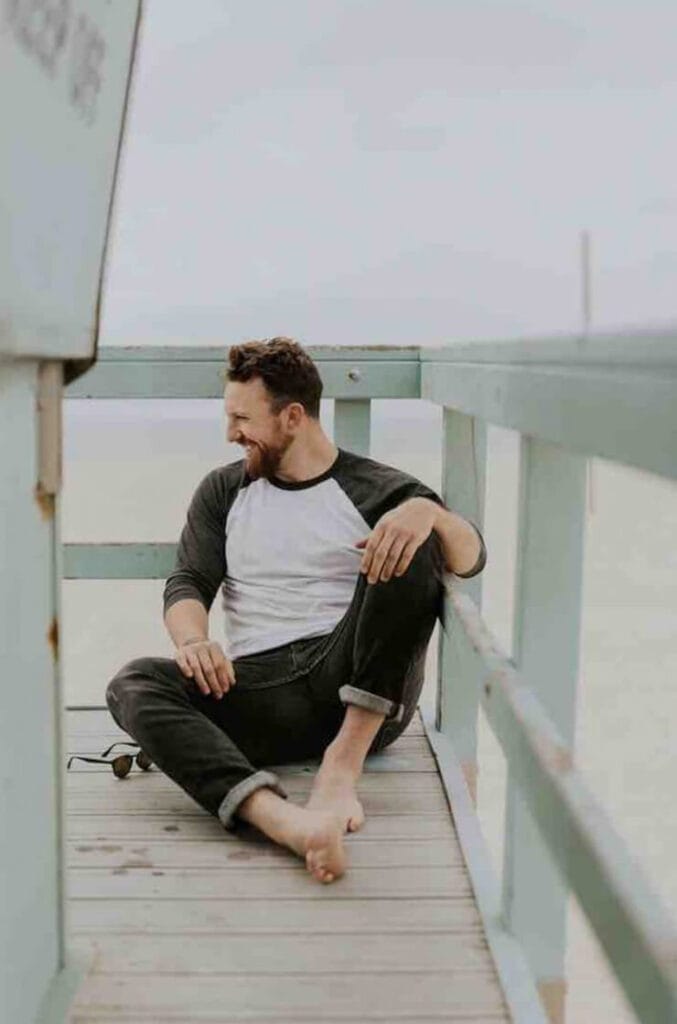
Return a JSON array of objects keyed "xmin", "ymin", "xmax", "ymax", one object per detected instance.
[{"xmin": 286, "ymin": 402, "xmax": 306, "ymax": 432}]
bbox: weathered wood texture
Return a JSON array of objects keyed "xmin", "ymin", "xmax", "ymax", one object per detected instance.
[{"xmin": 64, "ymin": 708, "xmax": 511, "ymax": 1022}]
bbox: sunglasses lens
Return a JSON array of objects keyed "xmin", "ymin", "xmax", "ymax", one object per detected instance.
[
  {"xmin": 112, "ymin": 755, "xmax": 133, "ymax": 779},
  {"xmin": 136, "ymin": 750, "xmax": 152, "ymax": 771}
]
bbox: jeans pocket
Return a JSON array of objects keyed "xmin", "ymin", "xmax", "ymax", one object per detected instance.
[{"xmin": 231, "ymin": 649, "xmax": 296, "ymax": 690}]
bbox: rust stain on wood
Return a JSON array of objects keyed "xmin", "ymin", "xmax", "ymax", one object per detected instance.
[
  {"xmin": 34, "ymin": 483, "xmax": 55, "ymax": 520},
  {"xmin": 48, "ymin": 617, "xmax": 59, "ymax": 662}
]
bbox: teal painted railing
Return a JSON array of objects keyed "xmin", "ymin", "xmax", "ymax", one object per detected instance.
[{"xmin": 65, "ymin": 334, "xmax": 677, "ymax": 1024}]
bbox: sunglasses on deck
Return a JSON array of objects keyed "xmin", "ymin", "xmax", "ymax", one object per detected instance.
[{"xmin": 67, "ymin": 740, "xmax": 153, "ymax": 779}]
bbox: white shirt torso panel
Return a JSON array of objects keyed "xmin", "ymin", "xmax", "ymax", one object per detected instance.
[{"xmin": 223, "ymin": 476, "xmax": 370, "ymax": 659}]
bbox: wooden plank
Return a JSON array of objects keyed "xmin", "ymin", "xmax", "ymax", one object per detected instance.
[
  {"xmin": 71, "ymin": 1016, "xmax": 506, "ymax": 1023},
  {"xmin": 68, "ymin": 865, "xmax": 473, "ymax": 900},
  {"xmin": 95, "ymin": 345, "xmax": 421, "ymax": 362},
  {"xmin": 436, "ymin": 408, "xmax": 486, "ymax": 802},
  {"xmin": 502, "ymin": 437, "xmax": 587, "ymax": 1014},
  {"xmin": 63, "ymin": 543, "xmax": 175, "ymax": 579},
  {"xmin": 334, "ymin": 399, "xmax": 371, "ymax": 455},
  {"xmin": 65, "ymin": 359, "xmax": 419, "ymax": 401},
  {"xmin": 66, "ymin": 752, "xmax": 437, "ymax": 774},
  {"xmin": 421, "ymin": 359, "xmax": 677, "ymax": 482},
  {"xmin": 66, "ymin": 838, "xmax": 463, "ymax": 870},
  {"xmin": 66, "ymin": 772, "xmax": 440, "ymax": 794},
  {"xmin": 0, "ymin": 362, "xmax": 71, "ymax": 1024},
  {"xmin": 419, "ymin": 327, "xmax": 677, "ymax": 368},
  {"xmin": 65, "ymin": 775, "xmax": 449, "ymax": 820},
  {"xmin": 449, "ymin": 590, "xmax": 677, "ymax": 1024},
  {"xmin": 69, "ymin": 931, "xmax": 491, "ymax": 975},
  {"xmin": 68, "ymin": 969, "xmax": 508, "ymax": 1020},
  {"xmin": 66, "ymin": 812, "xmax": 456, "ymax": 842},
  {"xmin": 68, "ymin": 897, "xmax": 484, "ymax": 935},
  {"xmin": 65, "ymin": 709, "xmax": 427, "ymax": 737},
  {"xmin": 422, "ymin": 709, "xmax": 550, "ymax": 1024},
  {"xmin": 66, "ymin": 789, "xmax": 449, "ymax": 817}
]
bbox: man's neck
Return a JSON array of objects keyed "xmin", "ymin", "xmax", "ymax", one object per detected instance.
[{"xmin": 274, "ymin": 429, "xmax": 339, "ymax": 483}]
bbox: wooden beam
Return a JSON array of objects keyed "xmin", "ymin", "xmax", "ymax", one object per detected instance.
[{"xmin": 446, "ymin": 590, "xmax": 677, "ymax": 1024}]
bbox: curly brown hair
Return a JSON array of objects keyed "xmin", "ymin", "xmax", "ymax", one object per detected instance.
[{"xmin": 226, "ymin": 337, "xmax": 323, "ymax": 418}]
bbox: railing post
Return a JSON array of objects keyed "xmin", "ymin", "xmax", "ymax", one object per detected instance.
[
  {"xmin": 334, "ymin": 399, "xmax": 371, "ymax": 455},
  {"xmin": 501, "ymin": 436, "xmax": 587, "ymax": 1024},
  {"xmin": 436, "ymin": 409, "xmax": 487, "ymax": 803}
]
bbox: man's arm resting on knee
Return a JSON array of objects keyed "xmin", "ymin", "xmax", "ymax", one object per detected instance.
[
  {"xmin": 430, "ymin": 504, "xmax": 486, "ymax": 578},
  {"xmin": 164, "ymin": 599, "xmax": 235, "ymax": 698},
  {"xmin": 164, "ymin": 598, "xmax": 209, "ymax": 647},
  {"xmin": 357, "ymin": 497, "xmax": 486, "ymax": 583}
]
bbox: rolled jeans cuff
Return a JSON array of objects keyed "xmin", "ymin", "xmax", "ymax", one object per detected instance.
[
  {"xmin": 338, "ymin": 684, "xmax": 405, "ymax": 723},
  {"xmin": 217, "ymin": 770, "xmax": 288, "ymax": 832}
]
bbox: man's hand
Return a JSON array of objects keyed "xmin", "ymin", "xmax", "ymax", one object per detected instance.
[
  {"xmin": 174, "ymin": 639, "xmax": 236, "ymax": 699},
  {"xmin": 356, "ymin": 497, "xmax": 438, "ymax": 584}
]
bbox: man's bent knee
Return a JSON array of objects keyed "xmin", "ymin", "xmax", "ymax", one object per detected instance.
[{"xmin": 105, "ymin": 656, "xmax": 173, "ymax": 729}]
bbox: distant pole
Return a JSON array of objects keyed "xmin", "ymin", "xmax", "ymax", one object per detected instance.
[
  {"xmin": 580, "ymin": 229, "xmax": 595, "ymax": 514},
  {"xmin": 581, "ymin": 229, "xmax": 592, "ymax": 338}
]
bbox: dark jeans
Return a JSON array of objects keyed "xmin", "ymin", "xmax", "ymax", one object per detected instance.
[{"xmin": 106, "ymin": 534, "xmax": 445, "ymax": 831}]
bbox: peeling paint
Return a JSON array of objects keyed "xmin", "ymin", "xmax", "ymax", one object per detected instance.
[
  {"xmin": 34, "ymin": 482, "xmax": 55, "ymax": 520},
  {"xmin": 47, "ymin": 616, "xmax": 59, "ymax": 661}
]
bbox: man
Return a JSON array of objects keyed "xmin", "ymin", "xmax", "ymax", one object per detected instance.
[{"xmin": 106, "ymin": 338, "xmax": 486, "ymax": 884}]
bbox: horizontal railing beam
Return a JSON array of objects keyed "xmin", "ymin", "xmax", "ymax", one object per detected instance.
[
  {"xmin": 420, "ymin": 327, "xmax": 677, "ymax": 369},
  {"xmin": 445, "ymin": 589, "xmax": 677, "ymax": 1024},
  {"xmin": 421, "ymin": 361, "xmax": 677, "ymax": 482},
  {"xmin": 95, "ymin": 345, "xmax": 420, "ymax": 362},
  {"xmin": 65, "ymin": 356, "xmax": 419, "ymax": 400},
  {"xmin": 63, "ymin": 543, "xmax": 176, "ymax": 579}
]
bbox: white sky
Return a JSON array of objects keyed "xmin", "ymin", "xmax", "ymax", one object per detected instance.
[{"xmin": 101, "ymin": 0, "xmax": 677, "ymax": 347}]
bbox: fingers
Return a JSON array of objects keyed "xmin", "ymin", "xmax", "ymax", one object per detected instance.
[
  {"xmin": 366, "ymin": 535, "xmax": 394, "ymax": 584},
  {"xmin": 379, "ymin": 536, "xmax": 409, "ymax": 581},
  {"xmin": 175, "ymin": 648, "xmax": 194, "ymax": 679},
  {"xmin": 393, "ymin": 538, "xmax": 419, "ymax": 578},
  {"xmin": 209, "ymin": 646, "xmax": 232, "ymax": 693},
  {"xmin": 174, "ymin": 641, "xmax": 236, "ymax": 699},
  {"xmin": 361, "ymin": 530, "xmax": 419, "ymax": 583}
]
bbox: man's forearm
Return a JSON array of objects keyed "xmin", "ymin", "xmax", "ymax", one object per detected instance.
[
  {"xmin": 431, "ymin": 504, "xmax": 483, "ymax": 576},
  {"xmin": 164, "ymin": 598, "xmax": 209, "ymax": 648}
]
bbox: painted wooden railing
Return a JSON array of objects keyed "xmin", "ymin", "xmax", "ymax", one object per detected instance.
[{"xmin": 65, "ymin": 334, "xmax": 677, "ymax": 1024}]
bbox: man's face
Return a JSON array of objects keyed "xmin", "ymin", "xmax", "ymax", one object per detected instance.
[{"xmin": 224, "ymin": 377, "xmax": 293, "ymax": 480}]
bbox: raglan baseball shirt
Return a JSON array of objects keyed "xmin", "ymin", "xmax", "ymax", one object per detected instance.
[{"xmin": 163, "ymin": 447, "xmax": 487, "ymax": 660}]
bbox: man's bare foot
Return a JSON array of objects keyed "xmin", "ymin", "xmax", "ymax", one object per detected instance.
[
  {"xmin": 236, "ymin": 788, "xmax": 347, "ymax": 884},
  {"xmin": 286, "ymin": 806, "xmax": 347, "ymax": 883},
  {"xmin": 305, "ymin": 763, "xmax": 365, "ymax": 834}
]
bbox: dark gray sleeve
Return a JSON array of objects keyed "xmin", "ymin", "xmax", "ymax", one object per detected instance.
[
  {"xmin": 451, "ymin": 520, "xmax": 487, "ymax": 579},
  {"xmin": 163, "ymin": 468, "xmax": 229, "ymax": 615},
  {"xmin": 333, "ymin": 450, "xmax": 487, "ymax": 579},
  {"xmin": 410, "ymin": 484, "xmax": 487, "ymax": 579}
]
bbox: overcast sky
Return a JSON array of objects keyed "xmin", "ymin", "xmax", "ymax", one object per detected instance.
[{"xmin": 101, "ymin": 0, "xmax": 677, "ymax": 348}]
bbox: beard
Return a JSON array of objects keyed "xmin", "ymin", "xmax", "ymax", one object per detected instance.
[{"xmin": 243, "ymin": 434, "xmax": 293, "ymax": 481}]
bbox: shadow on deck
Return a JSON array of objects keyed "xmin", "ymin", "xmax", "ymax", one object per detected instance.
[{"xmin": 64, "ymin": 706, "xmax": 511, "ymax": 1022}]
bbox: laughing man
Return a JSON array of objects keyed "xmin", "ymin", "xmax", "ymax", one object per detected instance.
[{"xmin": 106, "ymin": 337, "xmax": 486, "ymax": 884}]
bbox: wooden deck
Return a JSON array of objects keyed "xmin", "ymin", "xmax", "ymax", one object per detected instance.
[{"xmin": 64, "ymin": 708, "xmax": 512, "ymax": 1022}]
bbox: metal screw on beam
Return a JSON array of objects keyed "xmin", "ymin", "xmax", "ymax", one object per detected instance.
[{"xmin": 347, "ymin": 368, "xmax": 361, "ymax": 382}]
